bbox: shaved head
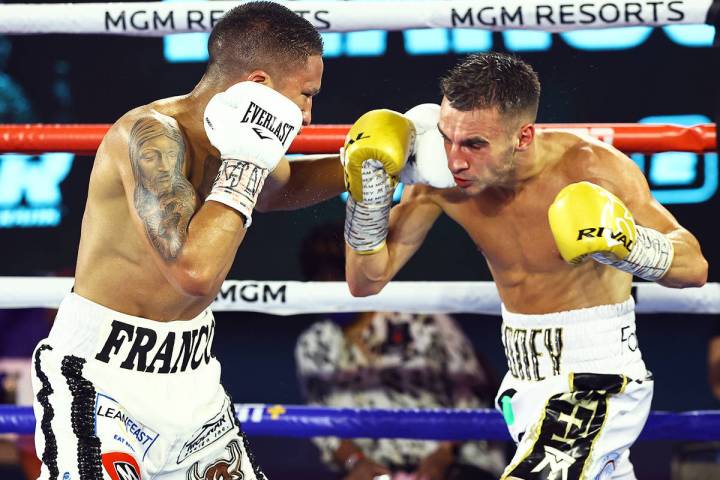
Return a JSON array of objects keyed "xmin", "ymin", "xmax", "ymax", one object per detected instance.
[{"xmin": 207, "ymin": 1, "xmax": 323, "ymax": 80}]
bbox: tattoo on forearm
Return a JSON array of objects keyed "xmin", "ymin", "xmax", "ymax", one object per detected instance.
[{"xmin": 129, "ymin": 117, "xmax": 197, "ymax": 260}]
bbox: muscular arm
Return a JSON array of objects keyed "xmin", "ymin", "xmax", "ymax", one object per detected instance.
[
  {"xmin": 346, "ymin": 185, "xmax": 443, "ymax": 296},
  {"xmin": 255, "ymin": 154, "xmax": 345, "ymax": 211},
  {"xmin": 121, "ymin": 113, "xmax": 247, "ymax": 297},
  {"xmin": 593, "ymin": 149, "xmax": 707, "ymax": 288}
]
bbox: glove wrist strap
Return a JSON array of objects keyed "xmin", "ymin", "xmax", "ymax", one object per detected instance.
[
  {"xmin": 344, "ymin": 194, "xmax": 392, "ymax": 254},
  {"xmin": 600, "ymin": 225, "xmax": 674, "ymax": 281},
  {"xmin": 205, "ymin": 157, "xmax": 269, "ymax": 228}
]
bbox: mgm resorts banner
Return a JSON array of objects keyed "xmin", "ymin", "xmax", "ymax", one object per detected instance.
[
  {"xmin": 0, "ymin": 0, "xmax": 717, "ymax": 35},
  {"xmin": 2, "ymin": 278, "xmax": 719, "ymax": 315}
]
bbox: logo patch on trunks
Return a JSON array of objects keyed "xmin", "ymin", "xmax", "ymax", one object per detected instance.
[
  {"xmin": 177, "ymin": 400, "xmax": 235, "ymax": 464},
  {"xmin": 102, "ymin": 452, "xmax": 141, "ymax": 480},
  {"xmin": 531, "ymin": 445, "xmax": 576, "ymax": 476},
  {"xmin": 95, "ymin": 394, "xmax": 159, "ymax": 460},
  {"xmin": 186, "ymin": 440, "xmax": 243, "ymax": 480},
  {"xmin": 597, "ymin": 453, "xmax": 619, "ymax": 479}
]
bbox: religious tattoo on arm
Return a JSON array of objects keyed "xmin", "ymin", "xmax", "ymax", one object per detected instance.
[{"xmin": 129, "ymin": 117, "xmax": 197, "ymax": 261}]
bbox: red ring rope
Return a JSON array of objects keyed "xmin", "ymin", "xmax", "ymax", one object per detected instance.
[{"xmin": 0, "ymin": 123, "xmax": 715, "ymax": 155}]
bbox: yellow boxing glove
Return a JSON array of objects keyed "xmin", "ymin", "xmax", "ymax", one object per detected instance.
[
  {"xmin": 343, "ymin": 109, "xmax": 414, "ymax": 202},
  {"xmin": 343, "ymin": 109, "xmax": 414, "ymax": 254},
  {"xmin": 548, "ymin": 181, "xmax": 674, "ymax": 281}
]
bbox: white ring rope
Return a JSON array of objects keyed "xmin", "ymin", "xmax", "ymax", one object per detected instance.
[
  {"xmin": 0, "ymin": 1, "xmax": 715, "ymax": 36},
  {"xmin": 1, "ymin": 277, "xmax": 718, "ymax": 315}
]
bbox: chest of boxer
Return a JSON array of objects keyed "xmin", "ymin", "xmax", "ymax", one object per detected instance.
[
  {"xmin": 440, "ymin": 178, "xmax": 567, "ymax": 274},
  {"xmin": 437, "ymin": 171, "xmax": 632, "ymax": 312},
  {"xmin": 76, "ymin": 144, "xmax": 221, "ymax": 320}
]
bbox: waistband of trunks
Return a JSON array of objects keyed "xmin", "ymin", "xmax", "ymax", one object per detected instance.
[
  {"xmin": 46, "ymin": 293, "xmax": 216, "ymax": 375},
  {"xmin": 500, "ymin": 297, "xmax": 643, "ymax": 380}
]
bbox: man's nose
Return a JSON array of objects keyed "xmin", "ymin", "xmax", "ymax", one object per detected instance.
[{"xmin": 446, "ymin": 146, "xmax": 467, "ymax": 172}]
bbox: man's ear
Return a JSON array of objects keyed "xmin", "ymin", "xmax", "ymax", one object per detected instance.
[
  {"xmin": 247, "ymin": 70, "xmax": 273, "ymax": 88},
  {"xmin": 516, "ymin": 123, "xmax": 535, "ymax": 152}
]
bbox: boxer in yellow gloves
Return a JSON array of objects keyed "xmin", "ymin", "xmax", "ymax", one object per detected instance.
[{"xmin": 342, "ymin": 52, "xmax": 707, "ymax": 479}]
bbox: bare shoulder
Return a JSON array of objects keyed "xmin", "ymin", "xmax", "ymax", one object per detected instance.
[
  {"xmin": 98, "ymin": 105, "xmax": 191, "ymax": 188},
  {"xmin": 549, "ymin": 130, "xmax": 646, "ymax": 197},
  {"xmin": 104, "ymin": 106, "xmax": 183, "ymax": 155},
  {"xmin": 402, "ymin": 183, "xmax": 450, "ymax": 207}
]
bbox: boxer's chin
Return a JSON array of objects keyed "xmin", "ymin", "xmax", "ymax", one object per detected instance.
[{"xmin": 455, "ymin": 178, "xmax": 489, "ymax": 196}]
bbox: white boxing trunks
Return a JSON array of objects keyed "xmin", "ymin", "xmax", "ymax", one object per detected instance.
[
  {"xmin": 495, "ymin": 297, "xmax": 653, "ymax": 480},
  {"xmin": 31, "ymin": 293, "xmax": 266, "ymax": 480}
]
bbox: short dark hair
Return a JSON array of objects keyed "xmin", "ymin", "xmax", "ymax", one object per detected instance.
[
  {"xmin": 208, "ymin": 1, "xmax": 323, "ymax": 77},
  {"xmin": 440, "ymin": 53, "xmax": 540, "ymax": 119}
]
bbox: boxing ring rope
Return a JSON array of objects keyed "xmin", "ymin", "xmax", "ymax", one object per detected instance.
[
  {"xmin": 1, "ymin": 120, "xmax": 719, "ymax": 440},
  {"xmin": 1, "ymin": 277, "xmax": 719, "ymax": 314},
  {"xmin": 2, "ymin": 405, "xmax": 720, "ymax": 441},
  {"xmin": 0, "ymin": 123, "xmax": 716, "ymax": 155},
  {"xmin": 0, "ymin": 1, "xmax": 717, "ymax": 35},
  {"xmin": 0, "ymin": 0, "xmax": 718, "ymax": 439}
]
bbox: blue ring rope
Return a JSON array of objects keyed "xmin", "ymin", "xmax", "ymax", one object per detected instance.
[{"xmin": 1, "ymin": 405, "xmax": 719, "ymax": 441}]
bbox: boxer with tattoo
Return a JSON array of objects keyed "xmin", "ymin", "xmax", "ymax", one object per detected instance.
[{"xmin": 30, "ymin": 3, "xmax": 343, "ymax": 479}]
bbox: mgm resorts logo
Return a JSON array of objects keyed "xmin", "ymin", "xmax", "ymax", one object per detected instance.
[
  {"xmin": 0, "ymin": 153, "xmax": 74, "ymax": 228},
  {"xmin": 215, "ymin": 282, "xmax": 287, "ymax": 304}
]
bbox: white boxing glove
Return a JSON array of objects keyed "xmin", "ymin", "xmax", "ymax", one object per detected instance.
[
  {"xmin": 204, "ymin": 81, "xmax": 302, "ymax": 226},
  {"xmin": 399, "ymin": 103, "xmax": 455, "ymax": 189}
]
